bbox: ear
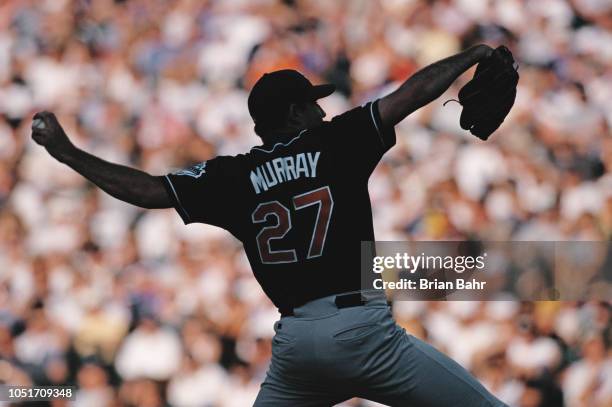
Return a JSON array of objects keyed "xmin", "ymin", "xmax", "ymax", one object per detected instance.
[{"xmin": 287, "ymin": 103, "xmax": 302, "ymax": 124}]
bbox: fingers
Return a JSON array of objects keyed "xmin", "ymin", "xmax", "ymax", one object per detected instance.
[
  {"xmin": 32, "ymin": 111, "xmax": 58, "ymax": 128},
  {"xmin": 31, "ymin": 111, "xmax": 56, "ymax": 145},
  {"xmin": 31, "ymin": 122, "xmax": 47, "ymax": 143},
  {"xmin": 33, "ymin": 111, "xmax": 56, "ymax": 120},
  {"xmin": 31, "ymin": 111, "xmax": 71, "ymax": 152},
  {"xmin": 31, "ymin": 132, "xmax": 44, "ymax": 145}
]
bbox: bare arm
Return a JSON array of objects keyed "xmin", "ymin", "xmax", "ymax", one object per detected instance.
[
  {"xmin": 378, "ymin": 44, "xmax": 493, "ymax": 127},
  {"xmin": 31, "ymin": 112, "xmax": 172, "ymax": 209},
  {"xmin": 58, "ymin": 148, "xmax": 171, "ymax": 209}
]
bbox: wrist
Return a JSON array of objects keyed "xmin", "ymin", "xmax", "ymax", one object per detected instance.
[{"xmin": 51, "ymin": 143, "xmax": 77, "ymax": 163}]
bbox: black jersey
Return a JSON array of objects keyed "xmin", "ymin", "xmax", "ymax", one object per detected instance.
[{"xmin": 163, "ymin": 100, "xmax": 396, "ymax": 310}]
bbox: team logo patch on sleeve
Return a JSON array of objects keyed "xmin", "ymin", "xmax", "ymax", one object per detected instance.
[{"xmin": 173, "ymin": 161, "xmax": 207, "ymax": 178}]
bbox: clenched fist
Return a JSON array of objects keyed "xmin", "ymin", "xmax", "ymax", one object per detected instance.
[{"xmin": 31, "ymin": 111, "xmax": 74, "ymax": 160}]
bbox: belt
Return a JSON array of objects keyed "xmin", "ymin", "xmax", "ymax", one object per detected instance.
[{"xmin": 279, "ymin": 291, "xmax": 384, "ymax": 317}]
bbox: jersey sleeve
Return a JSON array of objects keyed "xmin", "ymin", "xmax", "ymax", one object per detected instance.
[
  {"xmin": 162, "ymin": 156, "xmax": 235, "ymax": 229},
  {"xmin": 327, "ymin": 99, "xmax": 396, "ymax": 176}
]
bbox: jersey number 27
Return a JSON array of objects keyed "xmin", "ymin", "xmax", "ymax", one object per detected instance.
[{"xmin": 251, "ymin": 186, "xmax": 334, "ymax": 264}]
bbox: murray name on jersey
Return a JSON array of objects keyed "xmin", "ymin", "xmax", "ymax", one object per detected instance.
[{"xmin": 250, "ymin": 152, "xmax": 321, "ymax": 194}]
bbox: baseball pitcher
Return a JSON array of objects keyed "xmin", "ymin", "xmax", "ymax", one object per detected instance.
[{"xmin": 32, "ymin": 44, "xmax": 516, "ymax": 406}]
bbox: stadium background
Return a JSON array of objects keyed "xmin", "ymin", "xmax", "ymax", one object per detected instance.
[{"xmin": 0, "ymin": 0, "xmax": 611, "ymax": 406}]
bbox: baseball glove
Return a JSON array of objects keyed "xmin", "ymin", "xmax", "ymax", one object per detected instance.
[{"xmin": 455, "ymin": 45, "xmax": 519, "ymax": 140}]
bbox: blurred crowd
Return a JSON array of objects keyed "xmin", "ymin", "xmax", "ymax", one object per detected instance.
[{"xmin": 0, "ymin": 0, "xmax": 611, "ymax": 406}]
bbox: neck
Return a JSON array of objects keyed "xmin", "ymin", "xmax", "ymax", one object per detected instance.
[{"xmin": 262, "ymin": 126, "xmax": 306, "ymax": 145}]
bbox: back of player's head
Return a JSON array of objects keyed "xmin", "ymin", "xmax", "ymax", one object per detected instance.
[{"xmin": 248, "ymin": 69, "xmax": 335, "ymax": 138}]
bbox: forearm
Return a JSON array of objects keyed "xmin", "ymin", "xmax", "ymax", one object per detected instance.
[
  {"xmin": 378, "ymin": 45, "xmax": 490, "ymax": 126},
  {"xmin": 55, "ymin": 146, "xmax": 171, "ymax": 209}
]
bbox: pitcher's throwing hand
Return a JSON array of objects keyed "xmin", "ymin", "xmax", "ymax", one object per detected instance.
[{"xmin": 31, "ymin": 112, "xmax": 75, "ymax": 159}]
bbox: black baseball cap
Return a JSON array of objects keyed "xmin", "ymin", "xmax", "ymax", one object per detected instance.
[{"xmin": 248, "ymin": 69, "xmax": 335, "ymax": 128}]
